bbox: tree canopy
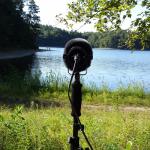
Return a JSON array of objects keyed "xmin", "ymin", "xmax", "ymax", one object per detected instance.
[
  {"xmin": 36, "ymin": 24, "xmax": 150, "ymax": 49},
  {"xmin": 0, "ymin": 0, "xmax": 40, "ymax": 51},
  {"xmin": 56, "ymin": 0, "xmax": 150, "ymax": 50},
  {"xmin": 36, "ymin": 25, "xmax": 84, "ymax": 47}
]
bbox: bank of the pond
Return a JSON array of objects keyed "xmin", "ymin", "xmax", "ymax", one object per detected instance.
[
  {"xmin": 1, "ymin": 70, "xmax": 150, "ymax": 149},
  {"xmin": 0, "ymin": 49, "xmax": 49, "ymax": 59},
  {"xmin": 0, "ymin": 69, "xmax": 150, "ymax": 107}
]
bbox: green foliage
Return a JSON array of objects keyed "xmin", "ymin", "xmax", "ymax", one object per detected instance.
[
  {"xmin": 56, "ymin": 0, "xmax": 150, "ymax": 50},
  {"xmin": 27, "ymin": 0, "xmax": 40, "ymax": 38},
  {"xmin": 0, "ymin": 106, "xmax": 27, "ymax": 149},
  {"xmin": 0, "ymin": 106, "xmax": 64, "ymax": 149},
  {"xmin": 37, "ymin": 25, "xmax": 150, "ymax": 49},
  {"xmin": 0, "ymin": 0, "xmax": 40, "ymax": 51},
  {"xmin": 36, "ymin": 24, "xmax": 85, "ymax": 47}
]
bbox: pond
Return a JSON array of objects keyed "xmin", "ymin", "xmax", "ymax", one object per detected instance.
[{"xmin": 0, "ymin": 47, "xmax": 150, "ymax": 91}]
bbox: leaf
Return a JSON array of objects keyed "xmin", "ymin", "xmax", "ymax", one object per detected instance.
[
  {"xmin": 126, "ymin": 141, "xmax": 132, "ymax": 150},
  {"xmin": 130, "ymin": 5, "xmax": 135, "ymax": 9},
  {"xmin": 103, "ymin": 18, "xmax": 107, "ymax": 23},
  {"xmin": 133, "ymin": 34, "xmax": 138, "ymax": 39},
  {"xmin": 123, "ymin": 15, "xmax": 126, "ymax": 19},
  {"xmin": 116, "ymin": 20, "xmax": 121, "ymax": 24},
  {"xmin": 70, "ymin": 24, "xmax": 74, "ymax": 28},
  {"xmin": 141, "ymin": 46, "xmax": 145, "ymax": 50},
  {"xmin": 128, "ymin": 14, "xmax": 132, "ymax": 18}
]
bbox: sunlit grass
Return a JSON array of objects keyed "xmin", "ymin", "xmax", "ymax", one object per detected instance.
[
  {"xmin": 0, "ymin": 105, "xmax": 150, "ymax": 149},
  {"xmin": 0, "ymin": 68, "xmax": 150, "ymax": 149}
]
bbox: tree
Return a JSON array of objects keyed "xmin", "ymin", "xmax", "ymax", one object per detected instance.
[
  {"xmin": 0, "ymin": 0, "xmax": 25, "ymax": 48},
  {"xmin": 27, "ymin": 0, "xmax": 40, "ymax": 38},
  {"xmin": 56, "ymin": 0, "xmax": 150, "ymax": 50},
  {"xmin": 87, "ymin": 33, "xmax": 99, "ymax": 47},
  {"xmin": 0, "ymin": 0, "xmax": 40, "ymax": 50}
]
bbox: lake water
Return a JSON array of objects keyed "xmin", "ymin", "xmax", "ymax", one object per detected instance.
[{"xmin": 0, "ymin": 47, "xmax": 150, "ymax": 91}]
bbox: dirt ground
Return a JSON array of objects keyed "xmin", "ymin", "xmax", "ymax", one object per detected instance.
[{"xmin": 82, "ymin": 104, "xmax": 150, "ymax": 113}]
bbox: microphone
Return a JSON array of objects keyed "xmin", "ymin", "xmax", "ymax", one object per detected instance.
[
  {"xmin": 64, "ymin": 38, "xmax": 94, "ymax": 150},
  {"xmin": 63, "ymin": 38, "xmax": 93, "ymax": 72}
]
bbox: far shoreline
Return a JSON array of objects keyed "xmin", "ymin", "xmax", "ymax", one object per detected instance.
[
  {"xmin": 0, "ymin": 47, "xmax": 150, "ymax": 60},
  {"xmin": 40, "ymin": 46, "xmax": 150, "ymax": 51},
  {"xmin": 94, "ymin": 47, "xmax": 150, "ymax": 51}
]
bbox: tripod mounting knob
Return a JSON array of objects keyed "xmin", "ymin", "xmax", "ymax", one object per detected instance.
[{"xmin": 68, "ymin": 136, "xmax": 75, "ymax": 144}]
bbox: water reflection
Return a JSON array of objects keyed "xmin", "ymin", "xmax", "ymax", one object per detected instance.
[
  {"xmin": 0, "ymin": 47, "xmax": 150, "ymax": 91},
  {"xmin": 0, "ymin": 55, "xmax": 34, "ymax": 76},
  {"xmin": 30, "ymin": 50, "xmax": 65, "ymax": 76}
]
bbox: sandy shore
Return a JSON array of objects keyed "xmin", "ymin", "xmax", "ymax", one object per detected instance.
[{"xmin": 0, "ymin": 49, "xmax": 48, "ymax": 60}]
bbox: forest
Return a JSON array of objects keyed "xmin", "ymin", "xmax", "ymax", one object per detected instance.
[
  {"xmin": 36, "ymin": 24, "xmax": 150, "ymax": 49},
  {"xmin": 0, "ymin": 0, "xmax": 40, "ymax": 51},
  {"xmin": 1, "ymin": 0, "xmax": 150, "ymax": 51}
]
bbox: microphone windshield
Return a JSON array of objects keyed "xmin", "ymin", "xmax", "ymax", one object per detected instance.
[{"xmin": 63, "ymin": 38, "xmax": 93, "ymax": 72}]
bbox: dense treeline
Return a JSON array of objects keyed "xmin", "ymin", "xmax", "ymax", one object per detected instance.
[
  {"xmin": 36, "ymin": 25, "xmax": 85, "ymax": 47},
  {"xmin": 0, "ymin": 0, "xmax": 40, "ymax": 51},
  {"xmin": 87, "ymin": 30, "xmax": 150, "ymax": 49},
  {"xmin": 37, "ymin": 25, "xmax": 150, "ymax": 49},
  {"xmin": 86, "ymin": 30, "xmax": 127, "ymax": 48}
]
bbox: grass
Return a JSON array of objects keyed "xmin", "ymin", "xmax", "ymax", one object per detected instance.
[
  {"xmin": 0, "ymin": 67, "xmax": 150, "ymax": 107},
  {"xmin": 0, "ymin": 68, "xmax": 150, "ymax": 149},
  {"xmin": 0, "ymin": 105, "xmax": 150, "ymax": 149}
]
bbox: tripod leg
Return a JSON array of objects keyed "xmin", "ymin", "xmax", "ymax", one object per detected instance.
[
  {"xmin": 68, "ymin": 73, "xmax": 84, "ymax": 150},
  {"xmin": 68, "ymin": 117, "xmax": 79, "ymax": 150}
]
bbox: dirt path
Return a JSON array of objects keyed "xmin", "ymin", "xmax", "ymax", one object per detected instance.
[
  {"xmin": 0, "ymin": 49, "xmax": 48, "ymax": 59},
  {"xmin": 82, "ymin": 104, "xmax": 150, "ymax": 112}
]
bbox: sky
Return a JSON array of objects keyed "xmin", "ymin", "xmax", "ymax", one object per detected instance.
[{"xmin": 25, "ymin": 0, "xmax": 146, "ymax": 32}]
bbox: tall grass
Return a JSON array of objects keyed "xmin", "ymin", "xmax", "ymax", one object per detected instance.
[
  {"xmin": 0, "ymin": 105, "xmax": 149, "ymax": 149},
  {"xmin": 0, "ymin": 67, "xmax": 150, "ymax": 106},
  {"xmin": 0, "ymin": 68, "xmax": 150, "ymax": 149}
]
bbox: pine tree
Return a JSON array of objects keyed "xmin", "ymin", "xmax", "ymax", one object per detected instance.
[
  {"xmin": 0, "ymin": 0, "xmax": 40, "ymax": 50},
  {"xmin": 28, "ymin": 0, "xmax": 40, "ymax": 36}
]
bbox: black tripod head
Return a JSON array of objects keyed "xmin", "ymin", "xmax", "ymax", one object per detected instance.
[{"xmin": 63, "ymin": 38, "xmax": 93, "ymax": 73}]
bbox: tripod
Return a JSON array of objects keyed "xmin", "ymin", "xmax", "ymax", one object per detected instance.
[{"xmin": 68, "ymin": 72, "xmax": 89, "ymax": 150}]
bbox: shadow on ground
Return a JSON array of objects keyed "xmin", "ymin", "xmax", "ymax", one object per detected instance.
[{"xmin": 0, "ymin": 96, "xmax": 61, "ymax": 109}]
